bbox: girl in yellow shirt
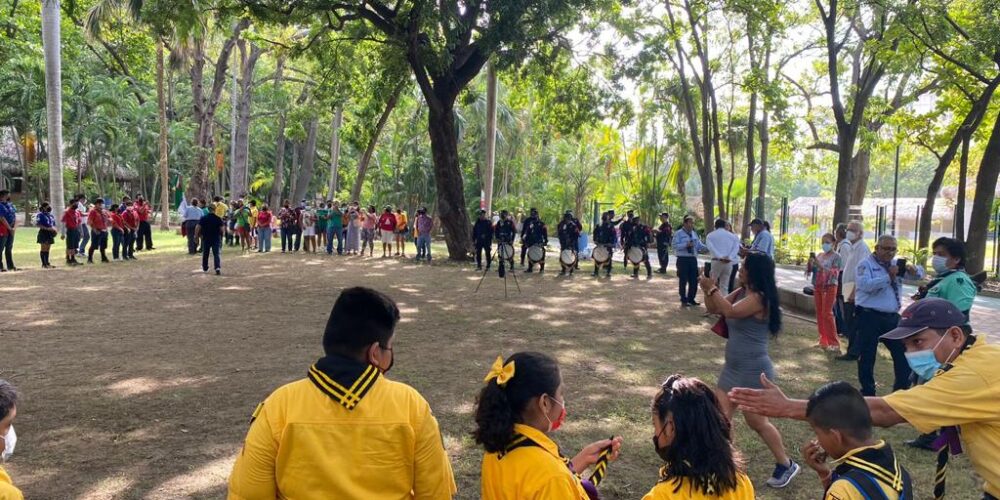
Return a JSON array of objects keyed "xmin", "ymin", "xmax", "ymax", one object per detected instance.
[
  {"xmin": 395, "ymin": 208, "xmax": 408, "ymax": 257},
  {"xmin": 644, "ymin": 375, "xmax": 755, "ymax": 500},
  {"xmin": 474, "ymin": 352, "xmax": 622, "ymax": 500}
]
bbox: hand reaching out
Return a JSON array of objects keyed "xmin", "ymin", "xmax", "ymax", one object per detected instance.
[{"xmin": 571, "ymin": 436, "xmax": 623, "ymax": 473}]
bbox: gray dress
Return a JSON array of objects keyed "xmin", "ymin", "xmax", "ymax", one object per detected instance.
[{"xmin": 718, "ymin": 315, "xmax": 776, "ymax": 391}]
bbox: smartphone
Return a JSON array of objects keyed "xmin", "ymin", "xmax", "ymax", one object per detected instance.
[
  {"xmin": 809, "ymin": 251, "xmax": 816, "ymax": 260},
  {"xmin": 896, "ymin": 258, "xmax": 907, "ymax": 273},
  {"xmin": 704, "ymin": 262, "xmax": 712, "ymax": 277}
]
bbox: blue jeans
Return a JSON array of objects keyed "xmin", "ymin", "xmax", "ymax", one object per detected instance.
[
  {"xmin": 416, "ymin": 234, "xmax": 431, "ymax": 260},
  {"xmin": 326, "ymin": 226, "xmax": 343, "ymax": 254},
  {"xmin": 258, "ymin": 227, "xmax": 272, "ymax": 252},
  {"xmin": 0, "ymin": 233, "xmax": 10, "ymax": 270},
  {"xmin": 78, "ymin": 224, "xmax": 90, "ymax": 254},
  {"xmin": 281, "ymin": 228, "xmax": 294, "ymax": 252},
  {"xmin": 111, "ymin": 229, "xmax": 123, "ymax": 259},
  {"xmin": 202, "ymin": 239, "xmax": 221, "ymax": 271}
]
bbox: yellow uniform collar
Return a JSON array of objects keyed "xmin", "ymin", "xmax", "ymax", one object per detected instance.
[
  {"xmin": 508, "ymin": 424, "xmax": 564, "ymax": 462},
  {"xmin": 831, "ymin": 440, "xmax": 887, "ymax": 467}
]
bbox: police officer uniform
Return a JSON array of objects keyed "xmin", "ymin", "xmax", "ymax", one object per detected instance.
[
  {"xmin": 495, "ymin": 212, "xmax": 517, "ymax": 271},
  {"xmin": 655, "ymin": 213, "xmax": 673, "ymax": 273},
  {"xmin": 557, "ymin": 212, "xmax": 582, "ymax": 275},
  {"xmin": 525, "ymin": 218, "xmax": 549, "ymax": 273},
  {"xmin": 593, "ymin": 213, "xmax": 616, "ymax": 277},
  {"xmin": 519, "ymin": 209, "xmax": 541, "ymax": 267},
  {"xmin": 473, "ymin": 210, "xmax": 494, "ymax": 270},
  {"xmin": 618, "ymin": 211, "xmax": 635, "ymax": 269},
  {"xmin": 628, "ymin": 219, "xmax": 653, "ymax": 278}
]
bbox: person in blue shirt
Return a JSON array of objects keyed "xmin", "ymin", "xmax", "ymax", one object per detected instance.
[
  {"xmin": 855, "ymin": 234, "xmax": 925, "ymax": 397},
  {"xmin": 35, "ymin": 202, "xmax": 58, "ymax": 269},
  {"xmin": 0, "ymin": 190, "xmax": 16, "ymax": 272},
  {"xmin": 745, "ymin": 219, "xmax": 775, "ymax": 259},
  {"xmin": 673, "ymin": 215, "xmax": 709, "ymax": 306}
]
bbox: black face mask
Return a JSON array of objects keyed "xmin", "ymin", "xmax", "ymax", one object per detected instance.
[{"xmin": 652, "ymin": 425, "xmax": 670, "ymax": 462}]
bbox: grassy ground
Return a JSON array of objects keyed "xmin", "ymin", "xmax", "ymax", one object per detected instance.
[{"xmin": 0, "ymin": 230, "xmax": 982, "ymax": 499}]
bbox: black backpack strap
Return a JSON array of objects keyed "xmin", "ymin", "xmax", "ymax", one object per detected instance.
[{"xmin": 838, "ymin": 469, "xmax": 891, "ymax": 500}]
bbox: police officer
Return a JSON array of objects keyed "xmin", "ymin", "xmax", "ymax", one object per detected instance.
[
  {"xmin": 593, "ymin": 211, "xmax": 616, "ymax": 277},
  {"xmin": 494, "ymin": 210, "xmax": 517, "ymax": 271},
  {"xmin": 525, "ymin": 215, "xmax": 549, "ymax": 274},
  {"xmin": 473, "ymin": 209, "xmax": 494, "ymax": 271},
  {"xmin": 556, "ymin": 211, "xmax": 582, "ymax": 276},
  {"xmin": 655, "ymin": 212, "xmax": 673, "ymax": 274},
  {"xmin": 519, "ymin": 208, "xmax": 541, "ymax": 267},
  {"xmin": 628, "ymin": 216, "xmax": 653, "ymax": 279},
  {"xmin": 618, "ymin": 210, "xmax": 635, "ymax": 269}
]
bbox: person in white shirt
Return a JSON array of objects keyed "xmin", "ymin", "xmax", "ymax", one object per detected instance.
[
  {"xmin": 836, "ymin": 220, "xmax": 871, "ymax": 362},
  {"xmin": 706, "ymin": 218, "xmax": 742, "ymax": 295}
]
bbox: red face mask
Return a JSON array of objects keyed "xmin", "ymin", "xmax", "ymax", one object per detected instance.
[{"xmin": 545, "ymin": 395, "xmax": 567, "ymax": 432}]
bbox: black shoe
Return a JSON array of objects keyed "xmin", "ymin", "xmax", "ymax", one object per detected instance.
[
  {"xmin": 101, "ymin": 258, "xmax": 110, "ymax": 263},
  {"xmin": 656, "ymin": 269, "xmax": 666, "ymax": 274},
  {"xmin": 215, "ymin": 269, "xmax": 221, "ymax": 275},
  {"xmin": 835, "ymin": 354, "xmax": 858, "ymax": 362},
  {"xmin": 689, "ymin": 300, "xmax": 701, "ymax": 306},
  {"xmin": 905, "ymin": 432, "xmax": 938, "ymax": 451},
  {"xmin": 87, "ymin": 258, "xmax": 94, "ymax": 264},
  {"xmin": 592, "ymin": 271, "xmax": 599, "ymax": 277},
  {"xmin": 559, "ymin": 270, "xmax": 566, "ymax": 276},
  {"xmin": 681, "ymin": 300, "xmax": 690, "ymax": 307},
  {"xmin": 526, "ymin": 268, "xmax": 533, "ymax": 273}
]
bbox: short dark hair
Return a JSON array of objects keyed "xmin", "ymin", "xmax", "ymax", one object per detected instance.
[
  {"xmin": 0, "ymin": 380, "xmax": 18, "ymax": 422},
  {"xmin": 932, "ymin": 237, "xmax": 966, "ymax": 267},
  {"xmin": 806, "ymin": 381, "xmax": 872, "ymax": 441},
  {"xmin": 322, "ymin": 287, "xmax": 400, "ymax": 356},
  {"xmin": 0, "ymin": 190, "xmax": 8, "ymax": 198},
  {"xmin": 715, "ymin": 219, "xmax": 727, "ymax": 229}
]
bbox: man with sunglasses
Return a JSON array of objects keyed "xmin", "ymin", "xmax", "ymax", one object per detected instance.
[{"xmin": 854, "ymin": 234, "xmax": 924, "ymax": 396}]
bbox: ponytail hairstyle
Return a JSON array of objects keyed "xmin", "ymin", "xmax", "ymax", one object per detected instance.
[
  {"xmin": 743, "ymin": 252, "xmax": 782, "ymax": 335},
  {"xmin": 653, "ymin": 374, "xmax": 743, "ymax": 495},
  {"xmin": 473, "ymin": 352, "xmax": 561, "ymax": 453}
]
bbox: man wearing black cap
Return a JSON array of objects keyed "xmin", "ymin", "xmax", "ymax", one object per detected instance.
[
  {"xmin": 519, "ymin": 208, "xmax": 541, "ymax": 268},
  {"xmin": 654, "ymin": 212, "xmax": 673, "ymax": 274},
  {"xmin": 728, "ymin": 298, "xmax": 1000, "ymax": 500},
  {"xmin": 494, "ymin": 210, "xmax": 516, "ymax": 270},
  {"xmin": 472, "ymin": 209, "xmax": 493, "ymax": 270},
  {"xmin": 618, "ymin": 210, "xmax": 635, "ymax": 269},
  {"xmin": 557, "ymin": 211, "xmax": 582, "ymax": 275},
  {"xmin": 745, "ymin": 218, "xmax": 774, "ymax": 259}
]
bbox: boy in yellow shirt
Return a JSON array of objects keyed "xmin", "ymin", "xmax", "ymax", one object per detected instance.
[
  {"xmin": 228, "ymin": 287, "xmax": 456, "ymax": 500},
  {"xmin": 801, "ymin": 381, "xmax": 911, "ymax": 500},
  {"xmin": 0, "ymin": 380, "xmax": 23, "ymax": 500}
]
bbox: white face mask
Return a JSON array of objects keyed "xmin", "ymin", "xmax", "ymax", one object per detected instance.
[
  {"xmin": 846, "ymin": 231, "xmax": 858, "ymax": 242},
  {"xmin": 932, "ymin": 255, "xmax": 950, "ymax": 274},
  {"xmin": 2, "ymin": 426, "xmax": 16, "ymax": 462}
]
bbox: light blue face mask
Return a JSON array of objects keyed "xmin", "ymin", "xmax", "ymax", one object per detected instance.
[
  {"xmin": 905, "ymin": 332, "xmax": 955, "ymax": 381},
  {"xmin": 932, "ymin": 255, "xmax": 949, "ymax": 274},
  {"xmin": 822, "ymin": 242, "xmax": 833, "ymax": 253}
]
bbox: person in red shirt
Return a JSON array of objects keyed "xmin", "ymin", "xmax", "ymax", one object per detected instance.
[
  {"xmin": 121, "ymin": 201, "xmax": 139, "ymax": 260},
  {"xmin": 377, "ymin": 206, "xmax": 397, "ymax": 258},
  {"xmin": 86, "ymin": 198, "xmax": 110, "ymax": 263},
  {"xmin": 108, "ymin": 204, "xmax": 125, "ymax": 260},
  {"xmin": 134, "ymin": 195, "xmax": 155, "ymax": 251},
  {"xmin": 61, "ymin": 199, "xmax": 83, "ymax": 266}
]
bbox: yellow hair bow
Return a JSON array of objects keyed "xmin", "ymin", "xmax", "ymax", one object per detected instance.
[{"xmin": 484, "ymin": 355, "xmax": 516, "ymax": 386}]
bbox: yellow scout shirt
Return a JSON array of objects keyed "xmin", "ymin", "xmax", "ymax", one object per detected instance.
[
  {"xmin": 641, "ymin": 470, "xmax": 754, "ymax": 500},
  {"xmin": 824, "ymin": 441, "xmax": 906, "ymax": 500},
  {"xmin": 481, "ymin": 424, "xmax": 589, "ymax": 500},
  {"xmin": 884, "ymin": 340, "xmax": 1000, "ymax": 497},
  {"xmin": 0, "ymin": 467, "xmax": 23, "ymax": 500},
  {"xmin": 228, "ymin": 356, "xmax": 456, "ymax": 500}
]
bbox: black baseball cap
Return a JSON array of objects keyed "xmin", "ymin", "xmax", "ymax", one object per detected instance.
[
  {"xmin": 881, "ymin": 298, "xmax": 965, "ymax": 340},
  {"xmin": 748, "ymin": 218, "xmax": 764, "ymax": 226}
]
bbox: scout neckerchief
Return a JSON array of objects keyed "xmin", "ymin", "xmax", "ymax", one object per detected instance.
[
  {"xmin": 931, "ymin": 334, "xmax": 977, "ymax": 500},
  {"xmin": 306, "ymin": 354, "xmax": 381, "ymax": 411},
  {"xmin": 830, "ymin": 441, "xmax": 912, "ymax": 500},
  {"xmin": 498, "ymin": 430, "xmax": 602, "ymax": 500}
]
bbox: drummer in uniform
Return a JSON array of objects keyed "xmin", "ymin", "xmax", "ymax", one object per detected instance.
[
  {"xmin": 627, "ymin": 215, "xmax": 653, "ymax": 279},
  {"xmin": 519, "ymin": 208, "xmax": 541, "ymax": 268},
  {"xmin": 618, "ymin": 210, "xmax": 635, "ymax": 269},
  {"xmin": 473, "ymin": 209, "xmax": 494, "ymax": 271},
  {"xmin": 494, "ymin": 210, "xmax": 517, "ymax": 270},
  {"xmin": 556, "ymin": 211, "xmax": 582, "ymax": 276},
  {"xmin": 593, "ymin": 212, "xmax": 616, "ymax": 277},
  {"xmin": 654, "ymin": 212, "xmax": 673, "ymax": 274},
  {"xmin": 524, "ymin": 214, "xmax": 549, "ymax": 274}
]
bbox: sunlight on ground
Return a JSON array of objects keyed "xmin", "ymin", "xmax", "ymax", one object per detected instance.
[{"xmin": 107, "ymin": 376, "xmax": 220, "ymax": 397}]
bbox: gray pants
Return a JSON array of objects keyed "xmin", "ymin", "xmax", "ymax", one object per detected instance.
[{"xmin": 709, "ymin": 260, "xmax": 734, "ymax": 295}]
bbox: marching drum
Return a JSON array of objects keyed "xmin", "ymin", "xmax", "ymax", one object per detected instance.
[
  {"xmin": 627, "ymin": 246, "xmax": 645, "ymax": 265},
  {"xmin": 592, "ymin": 245, "xmax": 611, "ymax": 264},
  {"xmin": 498, "ymin": 242, "xmax": 515, "ymax": 261},
  {"xmin": 527, "ymin": 244, "xmax": 546, "ymax": 263},
  {"xmin": 559, "ymin": 249, "xmax": 577, "ymax": 267}
]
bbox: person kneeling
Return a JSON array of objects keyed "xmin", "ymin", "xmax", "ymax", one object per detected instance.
[
  {"xmin": 802, "ymin": 381, "xmax": 912, "ymax": 499},
  {"xmin": 645, "ymin": 374, "xmax": 754, "ymax": 499},
  {"xmin": 475, "ymin": 352, "xmax": 622, "ymax": 499},
  {"xmin": 227, "ymin": 287, "xmax": 456, "ymax": 500}
]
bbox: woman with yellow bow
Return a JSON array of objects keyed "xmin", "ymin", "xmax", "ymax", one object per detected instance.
[{"xmin": 474, "ymin": 352, "xmax": 623, "ymax": 499}]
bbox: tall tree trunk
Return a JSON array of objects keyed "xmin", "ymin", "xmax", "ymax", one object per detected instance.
[
  {"xmin": 742, "ymin": 91, "xmax": 757, "ymax": 239},
  {"xmin": 484, "ymin": 63, "xmax": 498, "ymax": 214},
  {"xmin": 231, "ymin": 41, "xmax": 264, "ymax": 199},
  {"xmin": 426, "ymin": 95, "xmax": 473, "ymax": 258},
  {"xmin": 287, "ymin": 142, "xmax": 299, "ymax": 202},
  {"xmin": 157, "ymin": 39, "xmax": 170, "ymax": 229},
  {"xmin": 41, "ymin": 0, "xmax": 64, "ymax": 222},
  {"xmin": 268, "ymin": 56, "xmax": 287, "ymax": 209},
  {"xmin": 918, "ymin": 77, "xmax": 999, "ymax": 248},
  {"xmin": 293, "ymin": 118, "xmax": 319, "ymax": 202},
  {"xmin": 350, "ymin": 81, "xmax": 403, "ymax": 200},
  {"xmin": 756, "ymin": 37, "xmax": 772, "ymax": 221},
  {"xmin": 955, "ymin": 134, "xmax": 969, "ymax": 241},
  {"xmin": 327, "ymin": 103, "xmax": 343, "ymax": 198},
  {"xmin": 849, "ymin": 148, "xmax": 871, "ymax": 205},
  {"xmin": 185, "ymin": 19, "xmax": 249, "ymax": 200},
  {"xmin": 966, "ymin": 110, "xmax": 1000, "ymax": 274}
]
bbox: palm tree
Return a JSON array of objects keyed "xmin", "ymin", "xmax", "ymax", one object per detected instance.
[{"xmin": 41, "ymin": 0, "xmax": 65, "ymax": 221}]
